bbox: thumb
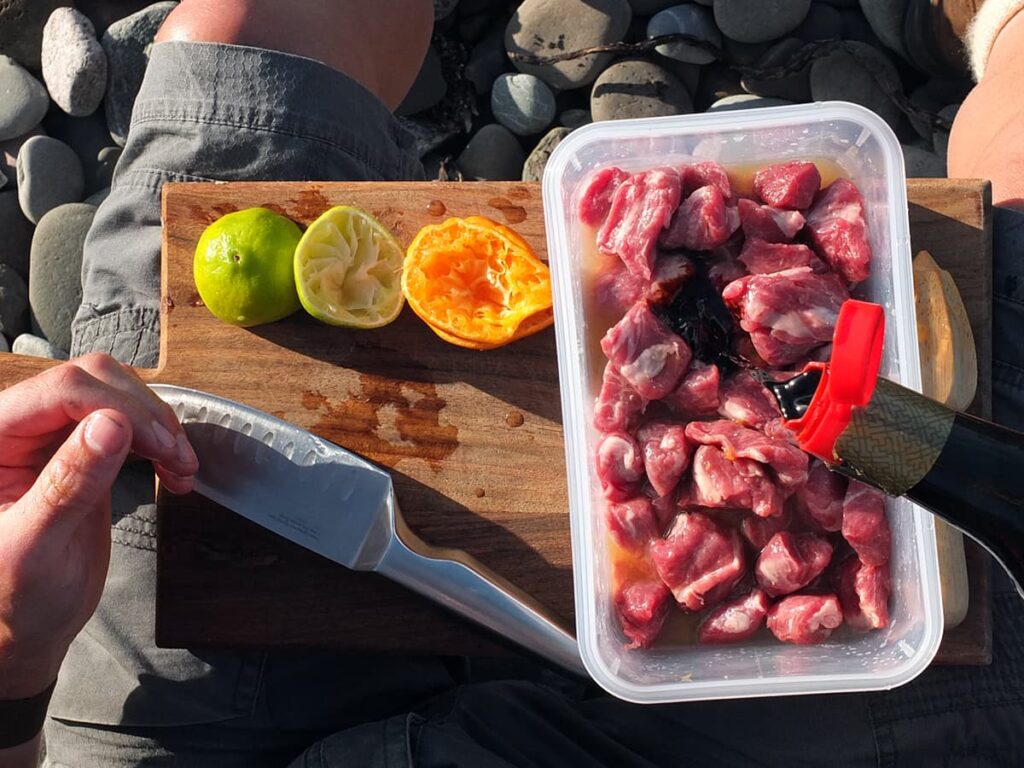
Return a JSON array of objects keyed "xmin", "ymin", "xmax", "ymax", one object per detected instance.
[{"xmin": 19, "ymin": 410, "xmax": 133, "ymax": 540}]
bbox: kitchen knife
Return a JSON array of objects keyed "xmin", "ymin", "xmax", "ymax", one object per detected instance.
[{"xmin": 152, "ymin": 384, "xmax": 586, "ymax": 676}]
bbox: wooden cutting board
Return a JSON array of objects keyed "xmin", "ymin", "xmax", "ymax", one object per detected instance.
[{"xmin": 0, "ymin": 179, "xmax": 993, "ymax": 664}]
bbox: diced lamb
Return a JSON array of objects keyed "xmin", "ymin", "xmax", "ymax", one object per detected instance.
[
  {"xmin": 753, "ymin": 161, "xmax": 822, "ymax": 210},
  {"xmin": 685, "ymin": 419, "xmax": 809, "ymax": 491},
  {"xmin": 647, "ymin": 486, "xmax": 679, "ymax": 531},
  {"xmin": 740, "ymin": 505, "xmax": 792, "ymax": 549},
  {"xmin": 737, "ymin": 198, "xmax": 806, "ymax": 244},
  {"xmin": 796, "ymin": 461, "xmax": 848, "ymax": 532},
  {"xmin": 660, "ymin": 185, "xmax": 740, "ymax": 251},
  {"xmin": 841, "ymin": 481, "xmax": 891, "ymax": 566},
  {"xmin": 594, "ymin": 256, "xmax": 648, "ymax": 316},
  {"xmin": 763, "ymin": 417, "xmax": 797, "ymax": 443},
  {"xmin": 698, "ymin": 588, "xmax": 771, "ymax": 644},
  {"xmin": 593, "ymin": 363, "xmax": 647, "ymax": 434},
  {"xmin": 598, "ymin": 169, "xmax": 682, "ymax": 280},
  {"xmin": 716, "ymin": 370, "xmax": 781, "ymax": 429},
  {"xmin": 738, "ymin": 238, "xmax": 825, "ymax": 275},
  {"xmin": 615, "ymin": 579, "xmax": 673, "ymax": 649},
  {"xmin": 647, "ymin": 253, "xmax": 696, "ymax": 305},
  {"xmin": 682, "ymin": 161, "xmax": 733, "ymax": 199},
  {"xmin": 650, "ymin": 512, "xmax": 746, "ymax": 611},
  {"xmin": 601, "ymin": 302, "xmax": 692, "ymax": 400},
  {"xmin": 578, "ymin": 166, "xmax": 630, "ymax": 226},
  {"xmin": 834, "ymin": 555, "xmax": 891, "ymax": 631},
  {"xmin": 767, "ymin": 593, "xmax": 843, "ymax": 644},
  {"xmin": 597, "ymin": 432, "xmax": 644, "ymax": 501},
  {"xmin": 805, "ymin": 178, "xmax": 872, "ymax": 284},
  {"xmin": 661, "ymin": 359, "xmax": 720, "ymax": 417},
  {"xmin": 755, "ymin": 531, "xmax": 834, "ymax": 597},
  {"xmin": 637, "ymin": 420, "xmax": 693, "ymax": 497},
  {"xmin": 607, "ymin": 497, "xmax": 659, "ymax": 553},
  {"xmin": 708, "ymin": 252, "xmax": 748, "ymax": 292},
  {"xmin": 691, "ymin": 444, "xmax": 786, "ymax": 519},
  {"xmin": 722, "ymin": 267, "xmax": 850, "ymax": 366}
]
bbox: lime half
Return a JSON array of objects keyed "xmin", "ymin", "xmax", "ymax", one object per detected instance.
[{"xmin": 294, "ymin": 206, "xmax": 405, "ymax": 328}]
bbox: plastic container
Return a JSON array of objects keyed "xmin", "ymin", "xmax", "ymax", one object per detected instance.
[{"xmin": 542, "ymin": 102, "xmax": 944, "ymax": 703}]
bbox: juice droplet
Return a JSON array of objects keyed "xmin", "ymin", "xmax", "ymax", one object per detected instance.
[
  {"xmin": 474, "ymin": 487, "xmax": 486, "ymax": 498},
  {"xmin": 506, "ymin": 411, "xmax": 525, "ymax": 428},
  {"xmin": 426, "ymin": 199, "xmax": 446, "ymax": 216}
]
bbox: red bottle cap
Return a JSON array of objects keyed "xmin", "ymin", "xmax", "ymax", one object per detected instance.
[{"xmin": 785, "ymin": 300, "xmax": 885, "ymax": 461}]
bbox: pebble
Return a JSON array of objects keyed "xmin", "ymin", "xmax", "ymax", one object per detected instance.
[
  {"xmin": 591, "ymin": 60, "xmax": 693, "ymax": 122},
  {"xmin": 902, "ymin": 143, "xmax": 946, "ymax": 178},
  {"xmin": 42, "ymin": 8, "xmax": 107, "ymax": 117},
  {"xmin": 73, "ymin": 0, "xmax": 157, "ymax": 36},
  {"xmin": 42, "ymin": 108, "xmax": 113, "ymax": 194},
  {"xmin": 102, "ymin": 2, "xmax": 178, "ymax": 146},
  {"xmin": 0, "ymin": 0, "xmax": 67, "ymax": 70},
  {"xmin": 742, "ymin": 38, "xmax": 812, "ymax": 102},
  {"xmin": 458, "ymin": 13, "xmax": 491, "ymax": 43},
  {"xmin": 457, "ymin": 124, "xmax": 525, "ymax": 180},
  {"xmin": 809, "ymin": 41, "xmax": 903, "ymax": 130},
  {"xmin": 0, "ymin": 333, "xmax": 7, "ymax": 353},
  {"xmin": 707, "ymin": 94, "xmax": 795, "ymax": 111},
  {"xmin": 0, "ymin": 168, "xmax": 5, "ymax": 189},
  {"xmin": 858, "ymin": 0, "xmax": 907, "ymax": 57},
  {"xmin": 16, "ymin": 136, "xmax": 84, "ymax": 224},
  {"xmin": 94, "ymin": 146, "xmax": 120, "ymax": 190},
  {"xmin": 29, "ymin": 202, "xmax": 96, "ymax": 351},
  {"xmin": 628, "ymin": 0, "xmax": 676, "ymax": 14},
  {"xmin": 0, "ymin": 264, "xmax": 28, "ymax": 339},
  {"xmin": 648, "ymin": 5, "xmax": 722, "ymax": 65},
  {"xmin": 522, "ymin": 126, "xmax": 570, "ymax": 181},
  {"xmin": 794, "ymin": 3, "xmax": 843, "ymax": 41},
  {"xmin": 695, "ymin": 63, "xmax": 744, "ymax": 110},
  {"xmin": 721, "ymin": 36, "xmax": 772, "ymax": 66},
  {"xmin": 0, "ymin": 127, "xmax": 44, "ymax": 190},
  {"xmin": 0, "ymin": 191, "xmax": 32, "ymax": 280},
  {"xmin": 714, "ymin": 0, "xmax": 812, "ymax": 44},
  {"xmin": 933, "ymin": 104, "xmax": 958, "ymax": 159},
  {"xmin": 0, "ymin": 56, "xmax": 50, "ymax": 142},
  {"xmin": 819, "ymin": 0, "xmax": 859, "ymax": 5},
  {"xmin": 660, "ymin": 57, "xmax": 702, "ymax": 95},
  {"xmin": 12, "ymin": 333, "xmax": 69, "ymax": 360},
  {"xmin": 491, "ymin": 73, "xmax": 556, "ymax": 136},
  {"xmin": 84, "ymin": 185, "xmax": 110, "ymax": 206},
  {"xmin": 506, "ymin": 0, "xmax": 632, "ymax": 90},
  {"xmin": 434, "ymin": 0, "xmax": 459, "ymax": 19},
  {"xmin": 466, "ymin": 24, "xmax": 510, "ymax": 94},
  {"xmin": 839, "ymin": 8, "xmax": 883, "ymax": 46},
  {"xmin": 396, "ymin": 47, "xmax": 447, "ymax": 117},
  {"xmin": 560, "ymin": 108, "xmax": 592, "ymax": 129}
]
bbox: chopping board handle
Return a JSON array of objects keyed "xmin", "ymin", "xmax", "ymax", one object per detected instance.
[
  {"xmin": 0, "ymin": 353, "xmax": 64, "ymax": 390},
  {"xmin": 378, "ymin": 514, "xmax": 587, "ymax": 677}
]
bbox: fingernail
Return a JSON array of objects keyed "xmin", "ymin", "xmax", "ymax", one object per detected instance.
[
  {"xmin": 176, "ymin": 432, "xmax": 197, "ymax": 467},
  {"xmin": 85, "ymin": 413, "xmax": 127, "ymax": 455},
  {"xmin": 152, "ymin": 420, "xmax": 177, "ymax": 448}
]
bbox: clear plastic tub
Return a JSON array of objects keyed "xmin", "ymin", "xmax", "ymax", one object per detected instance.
[{"xmin": 542, "ymin": 102, "xmax": 943, "ymax": 703}]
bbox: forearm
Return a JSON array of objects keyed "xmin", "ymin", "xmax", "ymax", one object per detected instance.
[{"xmin": 0, "ymin": 735, "xmax": 41, "ymax": 768}]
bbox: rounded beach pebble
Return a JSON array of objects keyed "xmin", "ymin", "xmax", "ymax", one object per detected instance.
[
  {"xmin": 522, "ymin": 126, "xmax": 570, "ymax": 182},
  {"xmin": 29, "ymin": 202, "xmax": 96, "ymax": 351},
  {"xmin": 457, "ymin": 124, "xmax": 525, "ymax": 180},
  {"xmin": 714, "ymin": 0, "xmax": 812, "ymax": 43},
  {"xmin": 809, "ymin": 41, "xmax": 902, "ymax": 130},
  {"xmin": 12, "ymin": 333, "xmax": 69, "ymax": 360},
  {"xmin": 591, "ymin": 59, "xmax": 692, "ymax": 121},
  {"xmin": 0, "ymin": 0, "xmax": 68, "ymax": 71},
  {"xmin": 707, "ymin": 94, "xmax": 794, "ymax": 112},
  {"xmin": 0, "ymin": 263, "xmax": 28, "ymax": 339},
  {"xmin": 491, "ymin": 73, "xmax": 556, "ymax": 136},
  {"xmin": 0, "ymin": 127, "xmax": 45, "ymax": 190},
  {"xmin": 16, "ymin": 136, "xmax": 84, "ymax": 224},
  {"xmin": 0, "ymin": 190, "xmax": 33, "ymax": 280},
  {"xmin": 42, "ymin": 7, "xmax": 107, "ymax": 117},
  {"xmin": 647, "ymin": 4, "xmax": 721, "ymax": 65},
  {"xmin": 0, "ymin": 56, "xmax": 49, "ymax": 142},
  {"xmin": 0, "ymin": 333, "xmax": 7, "ymax": 353}
]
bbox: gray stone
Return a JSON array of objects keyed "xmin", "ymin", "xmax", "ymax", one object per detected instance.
[
  {"xmin": 696, "ymin": 63, "xmax": 745, "ymax": 110},
  {"xmin": 809, "ymin": 42, "xmax": 903, "ymax": 131},
  {"xmin": 506, "ymin": 0, "xmax": 632, "ymax": 90},
  {"xmin": 12, "ymin": 333, "xmax": 68, "ymax": 360},
  {"xmin": 74, "ymin": 0, "xmax": 157, "ymax": 36},
  {"xmin": 721, "ymin": 36, "xmax": 772, "ymax": 66},
  {"xmin": 102, "ymin": 2, "xmax": 177, "ymax": 146},
  {"xmin": 434, "ymin": 0, "xmax": 458, "ymax": 19},
  {"xmin": 560, "ymin": 108, "xmax": 592, "ymax": 129},
  {"xmin": 396, "ymin": 47, "xmax": 447, "ymax": 117},
  {"xmin": 819, "ymin": 0, "xmax": 859, "ymax": 6},
  {"xmin": 648, "ymin": 5, "xmax": 721, "ymax": 65},
  {"xmin": 742, "ymin": 38, "xmax": 812, "ymax": 102},
  {"xmin": 0, "ymin": 333, "xmax": 7, "ymax": 353},
  {"xmin": 794, "ymin": 3, "xmax": 843, "ymax": 40},
  {"xmin": 933, "ymin": 103, "xmax": 958, "ymax": 160},
  {"xmin": 0, "ymin": 191, "xmax": 32, "ymax": 280},
  {"xmin": 491, "ymin": 73, "xmax": 556, "ymax": 136},
  {"xmin": 0, "ymin": 0, "xmax": 69, "ymax": 70},
  {"xmin": 0, "ymin": 126, "xmax": 45, "ymax": 190},
  {"xmin": 94, "ymin": 146, "xmax": 120, "ymax": 190},
  {"xmin": 42, "ymin": 108, "xmax": 112, "ymax": 194},
  {"xmin": 457, "ymin": 124, "xmax": 525, "ymax": 181},
  {"xmin": 84, "ymin": 185, "xmax": 110, "ymax": 206},
  {"xmin": 628, "ymin": 0, "xmax": 676, "ymax": 14},
  {"xmin": 708, "ymin": 94, "xmax": 795, "ymax": 111},
  {"xmin": 858, "ymin": 0, "xmax": 908, "ymax": 56},
  {"xmin": 901, "ymin": 144, "xmax": 946, "ymax": 178},
  {"xmin": 714, "ymin": 0, "xmax": 812, "ymax": 44},
  {"xmin": 838, "ymin": 8, "xmax": 882, "ymax": 46},
  {"xmin": 29, "ymin": 202, "xmax": 95, "ymax": 351},
  {"xmin": 42, "ymin": 7, "xmax": 107, "ymax": 117},
  {"xmin": 466, "ymin": 24, "xmax": 511, "ymax": 94},
  {"xmin": 0, "ymin": 56, "xmax": 49, "ymax": 142},
  {"xmin": 522, "ymin": 126, "xmax": 570, "ymax": 182},
  {"xmin": 0, "ymin": 167, "xmax": 5, "ymax": 189},
  {"xmin": 16, "ymin": 136, "xmax": 84, "ymax": 223},
  {"xmin": 591, "ymin": 59, "xmax": 693, "ymax": 122},
  {"xmin": 458, "ymin": 13, "xmax": 491, "ymax": 43},
  {"xmin": 659, "ymin": 57, "xmax": 702, "ymax": 95},
  {"xmin": 0, "ymin": 264, "xmax": 28, "ymax": 338}
]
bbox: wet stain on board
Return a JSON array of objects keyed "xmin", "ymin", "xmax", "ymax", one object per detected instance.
[
  {"xmin": 163, "ymin": 295, "xmax": 176, "ymax": 314},
  {"xmin": 259, "ymin": 202, "xmax": 290, "ymax": 218},
  {"xmin": 487, "ymin": 197, "xmax": 527, "ymax": 224},
  {"xmin": 188, "ymin": 292, "xmax": 204, "ymax": 307},
  {"xmin": 426, "ymin": 199, "xmax": 446, "ymax": 217},
  {"xmin": 291, "ymin": 188, "xmax": 330, "ymax": 221},
  {"xmin": 505, "ymin": 411, "xmax": 524, "ymax": 428}
]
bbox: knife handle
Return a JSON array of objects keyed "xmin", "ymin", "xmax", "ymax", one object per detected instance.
[{"xmin": 376, "ymin": 515, "xmax": 586, "ymax": 677}]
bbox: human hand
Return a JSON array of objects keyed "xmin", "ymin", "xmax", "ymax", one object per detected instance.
[{"xmin": 0, "ymin": 354, "xmax": 198, "ymax": 700}]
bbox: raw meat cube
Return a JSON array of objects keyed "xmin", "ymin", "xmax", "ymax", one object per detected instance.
[
  {"xmin": 660, "ymin": 185, "xmax": 741, "ymax": 251},
  {"xmin": 674, "ymin": 475, "xmax": 696, "ymax": 510},
  {"xmin": 661, "ymin": 359, "xmax": 720, "ymax": 417},
  {"xmin": 578, "ymin": 166, "xmax": 630, "ymax": 226},
  {"xmin": 607, "ymin": 497, "xmax": 659, "ymax": 552},
  {"xmin": 763, "ymin": 417, "xmax": 796, "ymax": 443},
  {"xmin": 753, "ymin": 161, "xmax": 822, "ymax": 210},
  {"xmin": 593, "ymin": 363, "xmax": 647, "ymax": 434},
  {"xmin": 755, "ymin": 531, "xmax": 834, "ymax": 597},
  {"xmin": 691, "ymin": 444, "xmax": 786, "ymax": 519},
  {"xmin": 806, "ymin": 178, "xmax": 872, "ymax": 284},
  {"xmin": 737, "ymin": 198, "xmax": 806, "ymax": 243},
  {"xmin": 647, "ymin": 253, "xmax": 696, "ymax": 305},
  {"xmin": 738, "ymin": 238, "xmax": 824, "ymax": 275},
  {"xmin": 598, "ymin": 168, "xmax": 682, "ymax": 280},
  {"xmin": 796, "ymin": 461, "xmax": 848, "ymax": 532},
  {"xmin": 650, "ymin": 512, "xmax": 746, "ymax": 611},
  {"xmin": 682, "ymin": 161, "xmax": 733, "ymax": 199},
  {"xmin": 637, "ymin": 420, "xmax": 693, "ymax": 497},
  {"xmin": 698, "ymin": 588, "xmax": 771, "ymax": 644},
  {"xmin": 841, "ymin": 481, "xmax": 891, "ymax": 566},
  {"xmin": 594, "ymin": 255, "xmax": 648, "ymax": 316},
  {"xmin": 686, "ymin": 420, "xmax": 809, "ymax": 491},
  {"xmin": 740, "ymin": 505, "xmax": 792, "ymax": 549},
  {"xmin": 601, "ymin": 302, "xmax": 692, "ymax": 400},
  {"xmin": 835, "ymin": 556, "xmax": 891, "ymax": 631},
  {"xmin": 767, "ymin": 593, "xmax": 843, "ymax": 644},
  {"xmin": 597, "ymin": 432, "xmax": 644, "ymax": 501},
  {"xmin": 722, "ymin": 267, "xmax": 850, "ymax": 366},
  {"xmin": 647, "ymin": 485, "xmax": 679, "ymax": 531},
  {"xmin": 708, "ymin": 249, "xmax": 748, "ymax": 292},
  {"xmin": 615, "ymin": 579, "xmax": 672, "ymax": 649},
  {"xmin": 716, "ymin": 370, "xmax": 781, "ymax": 429}
]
